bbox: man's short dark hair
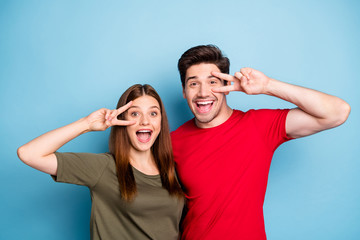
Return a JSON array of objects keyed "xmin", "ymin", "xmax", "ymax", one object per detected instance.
[{"xmin": 178, "ymin": 45, "xmax": 230, "ymax": 87}]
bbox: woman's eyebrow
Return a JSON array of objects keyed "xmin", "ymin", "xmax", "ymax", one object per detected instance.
[{"xmin": 128, "ymin": 106, "xmax": 160, "ymax": 110}]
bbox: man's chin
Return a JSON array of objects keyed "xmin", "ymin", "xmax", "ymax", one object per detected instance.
[{"xmin": 194, "ymin": 114, "xmax": 215, "ymax": 124}]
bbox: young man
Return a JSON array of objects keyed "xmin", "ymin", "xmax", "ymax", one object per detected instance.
[{"xmin": 171, "ymin": 45, "xmax": 350, "ymax": 240}]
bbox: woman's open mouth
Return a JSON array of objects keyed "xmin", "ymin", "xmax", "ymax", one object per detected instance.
[{"xmin": 136, "ymin": 130, "xmax": 153, "ymax": 143}]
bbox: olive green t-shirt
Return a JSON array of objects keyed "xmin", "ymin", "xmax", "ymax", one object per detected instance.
[{"xmin": 53, "ymin": 152, "xmax": 184, "ymax": 240}]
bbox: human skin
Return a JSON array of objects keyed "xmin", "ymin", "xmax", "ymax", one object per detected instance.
[
  {"xmin": 183, "ymin": 63, "xmax": 351, "ymax": 137},
  {"xmin": 17, "ymin": 96, "xmax": 165, "ymax": 176}
]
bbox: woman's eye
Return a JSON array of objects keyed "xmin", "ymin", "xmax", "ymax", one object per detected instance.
[
  {"xmin": 210, "ymin": 80, "xmax": 218, "ymax": 84},
  {"xmin": 150, "ymin": 112, "xmax": 158, "ymax": 117},
  {"xmin": 131, "ymin": 112, "xmax": 139, "ymax": 117}
]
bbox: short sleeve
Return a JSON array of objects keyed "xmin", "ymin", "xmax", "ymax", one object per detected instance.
[
  {"xmin": 251, "ymin": 109, "xmax": 292, "ymax": 152},
  {"xmin": 52, "ymin": 152, "xmax": 113, "ymax": 188}
]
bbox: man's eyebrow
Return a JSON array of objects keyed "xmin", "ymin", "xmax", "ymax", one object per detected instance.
[
  {"xmin": 185, "ymin": 76, "xmax": 197, "ymax": 82},
  {"xmin": 185, "ymin": 75, "xmax": 220, "ymax": 82},
  {"xmin": 209, "ymin": 75, "xmax": 221, "ymax": 80}
]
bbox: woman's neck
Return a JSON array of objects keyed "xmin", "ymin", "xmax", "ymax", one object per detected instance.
[{"xmin": 129, "ymin": 149, "xmax": 159, "ymax": 175}]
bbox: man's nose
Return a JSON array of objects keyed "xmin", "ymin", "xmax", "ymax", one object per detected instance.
[{"xmin": 198, "ymin": 84, "xmax": 210, "ymax": 97}]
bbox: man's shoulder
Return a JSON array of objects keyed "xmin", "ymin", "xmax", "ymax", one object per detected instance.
[
  {"xmin": 171, "ymin": 118, "xmax": 195, "ymax": 138},
  {"xmin": 242, "ymin": 108, "xmax": 290, "ymax": 117}
]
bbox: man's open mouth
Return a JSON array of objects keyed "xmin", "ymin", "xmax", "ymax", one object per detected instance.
[
  {"xmin": 136, "ymin": 130, "xmax": 153, "ymax": 143},
  {"xmin": 195, "ymin": 100, "xmax": 214, "ymax": 113}
]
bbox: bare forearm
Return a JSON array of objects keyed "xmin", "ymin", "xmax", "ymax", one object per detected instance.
[
  {"xmin": 212, "ymin": 68, "xmax": 350, "ymax": 138},
  {"xmin": 265, "ymin": 78, "xmax": 350, "ymax": 128},
  {"xmin": 17, "ymin": 104, "xmax": 134, "ymax": 175},
  {"xmin": 17, "ymin": 117, "xmax": 90, "ymax": 163}
]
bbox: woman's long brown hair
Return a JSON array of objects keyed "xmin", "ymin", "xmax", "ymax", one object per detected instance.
[{"xmin": 109, "ymin": 84, "xmax": 183, "ymax": 201}]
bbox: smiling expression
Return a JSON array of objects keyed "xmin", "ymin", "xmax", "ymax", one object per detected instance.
[
  {"xmin": 125, "ymin": 95, "xmax": 161, "ymax": 153},
  {"xmin": 183, "ymin": 63, "xmax": 232, "ymax": 128}
]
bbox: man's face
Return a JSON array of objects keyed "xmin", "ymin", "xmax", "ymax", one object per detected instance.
[{"xmin": 183, "ymin": 63, "xmax": 231, "ymax": 128}]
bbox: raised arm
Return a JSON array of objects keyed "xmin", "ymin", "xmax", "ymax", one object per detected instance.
[
  {"xmin": 212, "ymin": 68, "xmax": 351, "ymax": 139},
  {"xmin": 17, "ymin": 102, "xmax": 135, "ymax": 175}
]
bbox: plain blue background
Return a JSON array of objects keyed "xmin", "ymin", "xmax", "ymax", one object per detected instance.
[{"xmin": 1, "ymin": 0, "xmax": 359, "ymax": 239}]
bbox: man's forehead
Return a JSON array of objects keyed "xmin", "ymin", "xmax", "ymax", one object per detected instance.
[
  {"xmin": 185, "ymin": 63, "xmax": 221, "ymax": 80},
  {"xmin": 186, "ymin": 63, "xmax": 220, "ymax": 72}
]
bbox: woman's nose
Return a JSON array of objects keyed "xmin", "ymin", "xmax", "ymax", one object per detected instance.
[{"xmin": 139, "ymin": 115, "xmax": 149, "ymax": 125}]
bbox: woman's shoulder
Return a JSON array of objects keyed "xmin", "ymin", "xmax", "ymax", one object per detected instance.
[{"xmin": 55, "ymin": 152, "xmax": 115, "ymax": 164}]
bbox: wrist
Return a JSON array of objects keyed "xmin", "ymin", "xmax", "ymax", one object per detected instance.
[
  {"xmin": 263, "ymin": 78, "xmax": 278, "ymax": 96},
  {"xmin": 77, "ymin": 117, "xmax": 92, "ymax": 134}
]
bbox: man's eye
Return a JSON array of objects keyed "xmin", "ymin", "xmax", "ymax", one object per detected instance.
[{"xmin": 189, "ymin": 82, "xmax": 197, "ymax": 87}]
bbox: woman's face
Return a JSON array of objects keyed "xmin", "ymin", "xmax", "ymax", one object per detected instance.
[{"xmin": 125, "ymin": 95, "xmax": 162, "ymax": 153}]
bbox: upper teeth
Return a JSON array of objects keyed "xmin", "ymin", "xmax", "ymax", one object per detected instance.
[
  {"xmin": 138, "ymin": 130, "xmax": 151, "ymax": 133},
  {"xmin": 197, "ymin": 101, "xmax": 213, "ymax": 105}
]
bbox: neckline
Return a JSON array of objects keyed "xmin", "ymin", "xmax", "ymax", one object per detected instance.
[
  {"xmin": 131, "ymin": 165, "xmax": 160, "ymax": 179},
  {"xmin": 192, "ymin": 109, "xmax": 242, "ymax": 130}
]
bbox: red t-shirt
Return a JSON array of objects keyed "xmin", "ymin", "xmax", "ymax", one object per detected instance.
[{"xmin": 171, "ymin": 109, "xmax": 292, "ymax": 240}]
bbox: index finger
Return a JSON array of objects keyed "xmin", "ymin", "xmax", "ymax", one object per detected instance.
[
  {"xmin": 211, "ymin": 71, "xmax": 237, "ymax": 82},
  {"xmin": 116, "ymin": 101, "xmax": 133, "ymax": 114},
  {"xmin": 212, "ymin": 85, "xmax": 235, "ymax": 93},
  {"xmin": 112, "ymin": 119, "xmax": 136, "ymax": 126}
]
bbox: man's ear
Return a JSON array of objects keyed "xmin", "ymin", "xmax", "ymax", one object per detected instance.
[{"xmin": 182, "ymin": 87, "xmax": 186, "ymax": 99}]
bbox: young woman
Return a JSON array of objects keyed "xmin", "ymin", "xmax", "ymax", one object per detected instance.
[{"xmin": 17, "ymin": 84, "xmax": 184, "ymax": 240}]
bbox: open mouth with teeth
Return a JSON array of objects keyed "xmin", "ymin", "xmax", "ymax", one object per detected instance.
[
  {"xmin": 136, "ymin": 130, "xmax": 153, "ymax": 143},
  {"xmin": 195, "ymin": 100, "xmax": 214, "ymax": 113}
]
